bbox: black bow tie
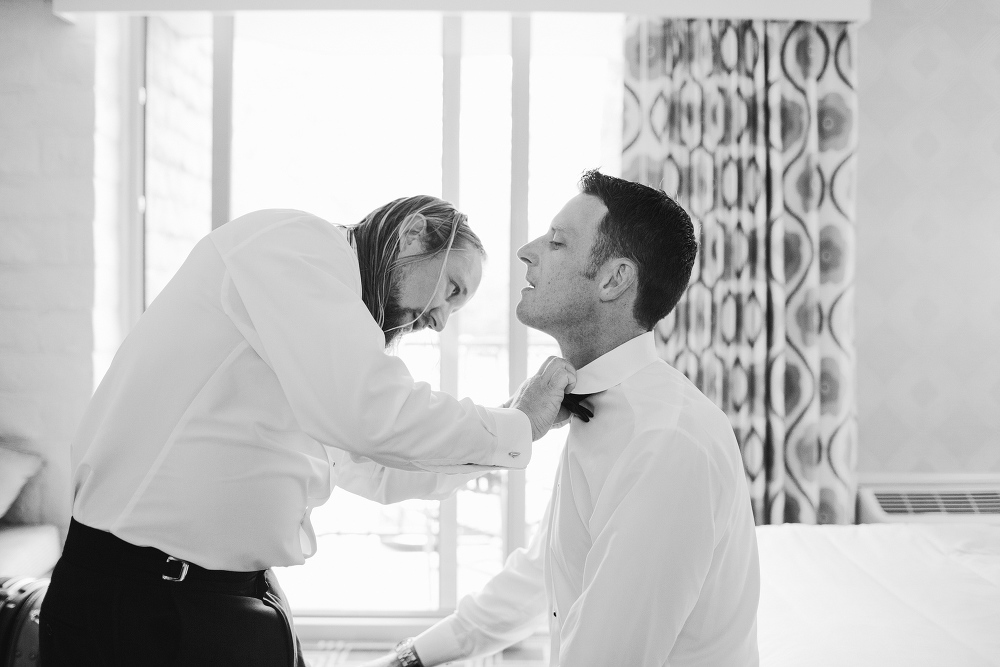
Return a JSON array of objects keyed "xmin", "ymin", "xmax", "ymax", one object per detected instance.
[{"xmin": 562, "ymin": 392, "xmax": 596, "ymax": 422}]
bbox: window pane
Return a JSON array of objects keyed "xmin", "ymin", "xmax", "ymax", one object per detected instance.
[
  {"xmin": 230, "ymin": 11, "xmax": 443, "ymax": 224},
  {"xmin": 278, "ymin": 495, "xmax": 442, "ymax": 613},
  {"xmin": 230, "ymin": 11, "xmax": 446, "ymax": 613},
  {"xmin": 277, "ymin": 333, "xmax": 444, "ymax": 614},
  {"xmin": 455, "ymin": 12, "xmax": 512, "ymax": 601},
  {"xmin": 144, "ymin": 14, "xmax": 213, "ymax": 306},
  {"xmin": 527, "ymin": 12, "xmax": 624, "ymax": 243}
]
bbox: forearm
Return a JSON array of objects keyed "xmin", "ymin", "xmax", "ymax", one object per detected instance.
[
  {"xmin": 412, "ymin": 515, "xmax": 551, "ymax": 664},
  {"xmin": 413, "ymin": 611, "xmax": 544, "ymax": 666},
  {"xmin": 333, "ymin": 450, "xmax": 484, "ymax": 504}
]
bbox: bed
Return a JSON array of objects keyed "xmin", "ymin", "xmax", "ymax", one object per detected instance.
[{"xmin": 756, "ymin": 523, "xmax": 1000, "ymax": 667}]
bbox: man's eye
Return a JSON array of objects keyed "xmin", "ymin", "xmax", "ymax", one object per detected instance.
[
  {"xmin": 450, "ymin": 284, "xmax": 460, "ymax": 297},
  {"xmin": 549, "ymin": 241, "xmax": 562, "ymax": 248}
]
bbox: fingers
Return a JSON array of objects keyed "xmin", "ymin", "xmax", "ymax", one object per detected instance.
[
  {"xmin": 555, "ymin": 366, "xmax": 576, "ymax": 394},
  {"xmin": 533, "ymin": 355, "xmax": 559, "ymax": 380},
  {"xmin": 554, "ymin": 403, "xmax": 572, "ymax": 427},
  {"xmin": 539, "ymin": 356, "xmax": 576, "ymax": 394}
]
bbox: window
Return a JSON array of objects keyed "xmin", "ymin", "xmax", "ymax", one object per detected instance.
[
  {"xmin": 144, "ymin": 9, "xmax": 623, "ymax": 622},
  {"xmin": 144, "ymin": 14, "xmax": 214, "ymax": 307}
]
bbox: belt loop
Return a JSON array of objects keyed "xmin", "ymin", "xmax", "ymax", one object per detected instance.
[
  {"xmin": 162, "ymin": 556, "xmax": 190, "ymax": 582},
  {"xmin": 255, "ymin": 570, "xmax": 269, "ymax": 598}
]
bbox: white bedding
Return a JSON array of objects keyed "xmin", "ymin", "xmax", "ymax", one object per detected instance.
[{"xmin": 757, "ymin": 523, "xmax": 1000, "ymax": 667}]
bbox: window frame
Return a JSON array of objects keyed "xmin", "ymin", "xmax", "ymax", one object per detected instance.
[{"xmin": 129, "ymin": 11, "xmax": 536, "ymax": 635}]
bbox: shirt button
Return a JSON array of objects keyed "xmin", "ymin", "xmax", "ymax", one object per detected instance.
[{"xmin": 552, "ymin": 611, "xmax": 557, "ymax": 618}]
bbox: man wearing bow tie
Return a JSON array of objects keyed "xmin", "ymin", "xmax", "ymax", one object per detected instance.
[{"xmin": 367, "ymin": 171, "xmax": 760, "ymax": 667}]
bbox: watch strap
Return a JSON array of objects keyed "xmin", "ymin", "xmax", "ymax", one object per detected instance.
[{"xmin": 394, "ymin": 637, "xmax": 424, "ymax": 667}]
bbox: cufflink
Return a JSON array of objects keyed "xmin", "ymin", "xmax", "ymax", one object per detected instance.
[{"xmin": 509, "ymin": 451, "xmax": 520, "ymax": 458}]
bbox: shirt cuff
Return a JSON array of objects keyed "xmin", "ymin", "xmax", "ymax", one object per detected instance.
[
  {"xmin": 413, "ymin": 616, "xmax": 466, "ymax": 666},
  {"xmin": 484, "ymin": 406, "xmax": 532, "ymax": 469}
]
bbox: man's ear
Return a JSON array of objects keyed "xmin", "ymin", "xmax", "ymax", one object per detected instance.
[
  {"xmin": 598, "ymin": 259, "xmax": 638, "ymax": 302},
  {"xmin": 397, "ymin": 213, "xmax": 428, "ymax": 256}
]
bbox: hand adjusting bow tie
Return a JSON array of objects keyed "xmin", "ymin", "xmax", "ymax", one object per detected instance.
[{"xmin": 561, "ymin": 392, "xmax": 596, "ymax": 422}]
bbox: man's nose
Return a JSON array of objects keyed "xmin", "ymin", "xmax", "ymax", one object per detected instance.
[
  {"xmin": 430, "ymin": 306, "xmax": 451, "ymax": 332},
  {"xmin": 517, "ymin": 241, "xmax": 535, "ymax": 266}
]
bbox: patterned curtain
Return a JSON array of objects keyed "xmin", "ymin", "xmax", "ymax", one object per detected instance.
[{"xmin": 623, "ymin": 19, "xmax": 858, "ymax": 525}]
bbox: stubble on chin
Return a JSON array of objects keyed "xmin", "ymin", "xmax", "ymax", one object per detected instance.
[
  {"xmin": 514, "ymin": 298, "xmax": 547, "ymax": 333},
  {"xmin": 514, "ymin": 299, "xmax": 532, "ymax": 328},
  {"xmin": 381, "ymin": 277, "xmax": 409, "ymax": 349}
]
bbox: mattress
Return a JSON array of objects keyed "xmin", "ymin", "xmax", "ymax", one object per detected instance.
[
  {"xmin": 756, "ymin": 523, "xmax": 1000, "ymax": 667},
  {"xmin": 0, "ymin": 524, "xmax": 62, "ymax": 578}
]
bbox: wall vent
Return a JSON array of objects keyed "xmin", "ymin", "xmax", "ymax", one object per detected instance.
[
  {"xmin": 857, "ymin": 477, "xmax": 1000, "ymax": 524},
  {"xmin": 874, "ymin": 491, "xmax": 1000, "ymax": 514}
]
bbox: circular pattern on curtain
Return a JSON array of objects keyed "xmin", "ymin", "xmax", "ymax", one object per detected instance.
[{"xmin": 625, "ymin": 19, "xmax": 858, "ymax": 525}]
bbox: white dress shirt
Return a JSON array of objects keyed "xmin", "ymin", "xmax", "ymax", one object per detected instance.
[
  {"xmin": 413, "ymin": 332, "xmax": 760, "ymax": 666},
  {"xmin": 71, "ymin": 209, "xmax": 531, "ymax": 572}
]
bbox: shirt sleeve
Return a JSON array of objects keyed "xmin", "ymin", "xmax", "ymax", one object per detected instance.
[
  {"xmin": 211, "ymin": 213, "xmax": 532, "ymax": 473},
  {"xmin": 330, "ymin": 449, "xmax": 483, "ymax": 504},
  {"xmin": 558, "ymin": 437, "xmax": 718, "ymax": 666},
  {"xmin": 413, "ymin": 501, "xmax": 552, "ymax": 666}
]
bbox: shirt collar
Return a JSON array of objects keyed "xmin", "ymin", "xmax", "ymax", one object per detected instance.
[{"xmin": 570, "ymin": 331, "xmax": 659, "ymax": 395}]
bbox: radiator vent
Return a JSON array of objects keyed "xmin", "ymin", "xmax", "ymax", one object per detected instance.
[
  {"xmin": 857, "ymin": 479, "xmax": 1000, "ymax": 524},
  {"xmin": 875, "ymin": 491, "xmax": 1000, "ymax": 515}
]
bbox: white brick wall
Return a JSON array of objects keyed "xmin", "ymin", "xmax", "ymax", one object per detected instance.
[{"xmin": 0, "ymin": 0, "xmax": 96, "ymax": 532}]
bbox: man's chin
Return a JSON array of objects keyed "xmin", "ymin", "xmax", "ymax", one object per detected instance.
[
  {"xmin": 514, "ymin": 301, "xmax": 529, "ymax": 327},
  {"xmin": 383, "ymin": 330, "xmax": 402, "ymax": 349},
  {"xmin": 514, "ymin": 302, "xmax": 543, "ymax": 332},
  {"xmin": 381, "ymin": 321, "xmax": 410, "ymax": 349}
]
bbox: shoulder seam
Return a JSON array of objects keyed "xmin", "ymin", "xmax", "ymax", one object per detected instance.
[{"xmin": 219, "ymin": 212, "xmax": 334, "ymax": 258}]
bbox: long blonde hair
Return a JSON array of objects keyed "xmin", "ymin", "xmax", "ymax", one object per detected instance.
[{"xmin": 348, "ymin": 195, "xmax": 484, "ymax": 330}]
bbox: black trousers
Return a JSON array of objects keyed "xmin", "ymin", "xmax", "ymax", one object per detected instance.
[{"xmin": 40, "ymin": 519, "xmax": 307, "ymax": 667}]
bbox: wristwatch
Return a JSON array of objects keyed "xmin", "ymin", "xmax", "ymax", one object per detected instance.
[{"xmin": 394, "ymin": 637, "xmax": 424, "ymax": 667}]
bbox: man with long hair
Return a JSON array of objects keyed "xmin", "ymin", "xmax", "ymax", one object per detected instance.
[
  {"xmin": 369, "ymin": 171, "xmax": 759, "ymax": 667},
  {"xmin": 40, "ymin": 199, "xmax": 575, "ymax": 666}
]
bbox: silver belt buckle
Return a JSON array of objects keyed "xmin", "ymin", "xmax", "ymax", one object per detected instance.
[{"xmin": 162, "ymin": 556, "xmax": 190, "ymax": 582}]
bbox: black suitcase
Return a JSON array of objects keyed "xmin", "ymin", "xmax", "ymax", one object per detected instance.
[{"xmin": 0, "ymin": 576, "xmax": 48, "ymax": 667}]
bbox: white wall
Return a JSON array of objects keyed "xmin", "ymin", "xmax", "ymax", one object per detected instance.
[
  {"xmin": 857, "ymin": 0, "xmax": 1000, "ymax": 474},
  {"xmin": 0, "ymin": 0, "xmax": 96, "ymax": 531}
]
